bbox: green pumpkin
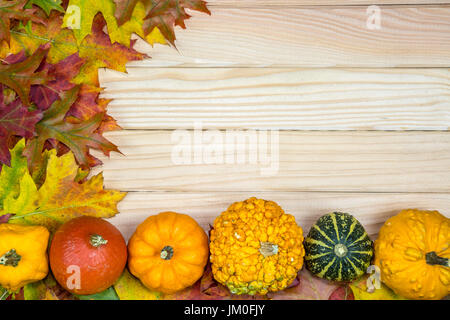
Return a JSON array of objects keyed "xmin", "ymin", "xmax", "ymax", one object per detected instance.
[{"xmin": 304, "ymin": 212, "xmax": 373, "ymax": 282}]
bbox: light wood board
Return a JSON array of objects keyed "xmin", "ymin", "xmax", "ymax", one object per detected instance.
[
  {"xmin": 92, "ymin": 130, "xmax": 450, "ymax": 193},
  {"xmin": 130, "ymin": 6, "xmax": 450, "ymax": 67},
  {"xmin": 100, "ymin": 67, "xmax": 450, "ymax": 130}
]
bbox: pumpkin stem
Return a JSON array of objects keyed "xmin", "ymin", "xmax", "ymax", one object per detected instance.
[
  {"xmin": 334, "ymin": 243, "xmax": 348, "ymax": 258},
  {"xmin": 161, "ymin": 246, "xmax": 174, "ymax": 260},
  {"xmin": 426, "ymin": 251, "xmax": 449, "ymax": 267},
  {"xmin": 259, "ymin": 242, "xmax": 278, "ymax": 258},
  {"xmin": 0, "ymin": 249, "xmax": 21, "ymax": 267},
  {"xmin": 90, "ymin": 234, "xmax": 108, "ymax": 248}
]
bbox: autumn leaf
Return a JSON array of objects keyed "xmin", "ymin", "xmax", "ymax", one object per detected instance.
[
  {"xmin": 24, "ymin": 86, "xmax": 119, "ymax": 171},
  {"xmin": 30, "ymin": 53, "xmax": 84, "ymax": 111},
  {"xmin": 0, "ymin": 88, "xmax": 42, "ymax": 166},
  {"xmin": 62, "ymin": 0, "xmax": 120, "ymax": 45},
  {"xmin": 0, "ymin": 0, "xmax": 44, "ymax": 44},
  {"xmin": 0, "ymin": 286, "xmax": 9, "ymax": 300},
  {"xmin": 25, "ymin": 0, "xmax": 64, "ymax": 16},
  {"xmin": 0, "ymin": 45, "xmax": 51, "ymax": 105},
  {"xmin": 6, "ymin": 13, "xmax": 148, "ymax": 86},
  {"xmin": 76, "ymin": 287, "xmax": 119, "ymax": 300},
  {"xmin": 269, "ymin": 269, "xmax": 340, "ymax": 300},
  {"xmin": 23, "ymin": 274, "xmax": 76, "ymax": 300},
  {"xmin": 1, "ymin": 140, "xmax": 126, "ymax": 232},
  {"xmin": 140, "ymin": 0, "xmax": 211, "ymax": 46},
  {"xmin": 73, "ymin": 14, "xmax": 148, "ymax": 87},
  {"xmin": 114, "ymin": 269, "xmax": 162, "ymax": 300},
  {"xmin": 349, "ymin": 275, "xmax": 407, "ymax": 300},
  {"xmin": 0, "ymin": 136, "xmax": 32, "ymax": 202},
  {"xmin": 112, "ymin": 1, "xmax": 166, "ymax": 46},
  {"xmin": 328, "ymin": 286, "xmax": 355, "ymax": 300}
]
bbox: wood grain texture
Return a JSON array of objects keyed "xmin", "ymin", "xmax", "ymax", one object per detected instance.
[
  {"xmin": 207, "ymin": 0, "xmax": 450, "ymax": 6},
  {"xmin": 130, "ymin": 7, "xmax": 450, "ymax": 67},
  {"xmin": 100, "ymin": 67, "xmax": 450, "ymax": 130},
  {"xmin": 91, "ymin": 130, "xmax": 450, "ymax": 193},
  {"xmin": 109, "ymin": 191, "xmax": 450, "ymax": 241}
]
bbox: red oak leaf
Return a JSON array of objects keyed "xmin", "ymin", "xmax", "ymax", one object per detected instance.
[
  {"xmin": 114, "ymin": 0, "xmax": 210, "ymax": 46},
  {"xmin": 0, "ymin": 45, "xmax": 52, "ymax": 105},
  {"xmin": 0, "ymin": 86, "xmax": 42, "ymax": 166},
  {"xmin": 24, "ymin": 86, "xmax": 119, "ymax": 171},
  {"xmin": 30, "ymin": 53, "xmax": 84, "ymax": 110},
  {"xmin": 0, "ymin": 0, "xmax": 44, "ymax": 44}
]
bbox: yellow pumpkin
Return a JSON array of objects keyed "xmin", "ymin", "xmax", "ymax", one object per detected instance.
[
  {"xmin": 0, "ymin": 224, "xmax": 50, "ymax": 292},
  {"xmin": 374, "ymin": 209, "xmax": 449, "ymax": 300},
  {"xmin": 210, "ymin": 197, "xmax": 304, "ymax": 295},
  {"xmin": 127, "ymin": 211, "xmax": 209, "ymax": 294}
]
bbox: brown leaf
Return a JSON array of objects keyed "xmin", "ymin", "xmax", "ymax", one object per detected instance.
[{"xmin": 268, "ymin": 269, "xmax": 340, "ymax": 300}]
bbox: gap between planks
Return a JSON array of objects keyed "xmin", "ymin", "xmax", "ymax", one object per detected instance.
[
  {"xmin": 108, "ymin": 191, "xmax": 450, "ymax": 241},
  {"xmin": 91, "ymin": 130, "xmax": 450, "ymax": 193},
  {"xmin": 99, "ymin": 67, "xmax": 450, "ymax": 131}
]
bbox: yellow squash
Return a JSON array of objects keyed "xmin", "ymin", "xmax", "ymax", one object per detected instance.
[
  {"xmin": 210, "ymin": 197, "xmax": 305, "ymax": 295},
  {"xmin": 374, "ymin": 209, "xmax": 449, "ymax": 300},
  {"xmin": 0, "ymin": 224, "xmax": 50, "ymax": 292}
]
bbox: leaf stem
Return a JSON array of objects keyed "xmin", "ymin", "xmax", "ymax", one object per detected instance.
[
  {"xmin": 8, "ymin": 204, "xmax": 79, "ymax": 221},
  {"xmin": 0, "ymin": 289, "xmax": 9, "ymax": 300}
]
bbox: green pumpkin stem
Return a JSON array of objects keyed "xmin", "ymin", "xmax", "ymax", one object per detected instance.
[
  {"xmin": 426, "ymin": 251, "xmax": 449, "ymax": 267},
  {"xmin": 259, "ymin": 242, "xmax": 279, "ymax": 258},
  {"xmin": 161, "ymin": 246, "xmax": 174, "ymax": 260},
  {"xmin": 0, "ymin": 249, "xmax": 21, "ymax": 267},
  {"xmin": 90, "ymin": 234, "xmax": 108, "ymax": 248}
]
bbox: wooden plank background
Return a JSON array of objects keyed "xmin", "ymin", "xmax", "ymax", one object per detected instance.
[{"xmin": 97, "ymin": 1, "xmax": 450, "ymax": 241}]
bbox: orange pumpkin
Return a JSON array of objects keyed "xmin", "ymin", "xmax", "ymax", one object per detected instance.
[
  {"xmin": 49, "ymin": 216, "xmax": 128, "ymax": 295},
  {"xmin": 128, "ymin": 212, "xmax": 209, "ymax": 294}
]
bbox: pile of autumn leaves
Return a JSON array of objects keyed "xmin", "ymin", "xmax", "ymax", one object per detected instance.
[
  {"xmin": 0, "ymin": 0, "xmax": 210, "ymax": 171},
  {"xmin": 0, "ymin": 0, "xmax": 209, "ymax": 299}
]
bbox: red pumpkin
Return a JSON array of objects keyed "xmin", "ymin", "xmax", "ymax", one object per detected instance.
[{"xmin": 49, "ymin": 216, "xmax": 127, "ymax": 295}]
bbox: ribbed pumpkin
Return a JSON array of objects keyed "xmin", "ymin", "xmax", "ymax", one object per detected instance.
[
  {"xmin": 374, "ymin": 209, "xmax": 449, "ymax": 300},
  {"xmin": 304, "ymin": 212, "xmax": 373, "ymax": 282},
  {"xmin": 128, "ymin": 212, "xmax": 209, "ymax": 294},
  {"xmin": 210, "ymin": 197, "xmax": 305, "ymax": 295}
]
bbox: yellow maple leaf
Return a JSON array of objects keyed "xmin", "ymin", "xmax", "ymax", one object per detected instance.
[
  {"xmin": 62, "ymin": 0, "xmax": 166, "ymax": 47},
  {"xmin": 114, "ymin": 269, "xmax": 162, "ymax": 300},
  {"xmin": 62, "ymin": 0, "xmax": 119, "ymax": 45},
  {"xmin": 2, "ymin": 148, "xmax": 126, "ymax": 231}
]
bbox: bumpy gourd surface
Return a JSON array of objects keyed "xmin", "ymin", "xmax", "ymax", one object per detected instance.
[
  {"xmin": 210, "ymin": 197, "xmax": 304, "ymax": 295},
  {"xmin": 304, "ymin": 212, "xmax": 373, "ymax": 282},
  {"xmin": 374, "ymin": 209, "xmax": 450, "ymax": 300}
]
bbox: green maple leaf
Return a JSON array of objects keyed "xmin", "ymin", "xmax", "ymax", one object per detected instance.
[
  {"xmin": 25, "ymin": 0, "xmax": 64, "ymax": 15},
  {"xmin": 24, "ymin": 86, "xmax": 119, "ymax": 171}
]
